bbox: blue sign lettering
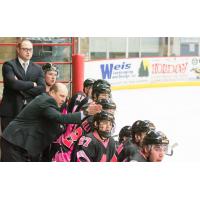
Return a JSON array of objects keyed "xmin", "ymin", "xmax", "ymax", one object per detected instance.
[
  {"xmin": 100, "ymin": 64, "xmax": 113, "ymax": 79},
  {"xmin": 100, "ymin": 62, "xmax": 131, "ymax": 79}
]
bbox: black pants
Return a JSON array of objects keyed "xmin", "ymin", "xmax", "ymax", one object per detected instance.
[{"xmin": 1, "ymin": 138, "xmax": 40, "ymax": 162}]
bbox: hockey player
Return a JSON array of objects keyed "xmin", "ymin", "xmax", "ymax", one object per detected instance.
[
  {"xmin": 52, "ymin": 98, "xmax": 116, "ymax": 162},
  {"xmin": 58, "ymin": 79, "xmax": 96, "ymax": 144},
  {"xmin": 51, "ymin": 79, "xmax": 113, "ymax": 161},
  {"xmin": 78, "ymin": 98, "xmax": 116, "ymax": 135},
  {"xmin": 61, "ymin": 78, "xmax": 96, "ymax": 139},
  {"xmin": 130, "ymin": 130, "xmax": 169, "ymax": 162},
  {"xmin": 68, "ymin": 79, "xmax": 112, "ymax": 118},
  {"xmin": 73, "ymin": 111, "xmax": 117, "ymax": 162},
  {"xmin": 118, "ymin": 126, "xmax": 132, "ymax": 145},
  {"xmin": 67, "ymin": 78, "xmax": 96, "ymax": 113},
  {"xmin": 92, "ymin": 79, "xmax": 111, "ymax": 101},
  {"xmin": 42, "ymin": 63, "xmax": 58, "ymax": 93},
  {"xmin": 41, "ymin": 63, "xmax": 59, "ymax": 161},
  {"xmin": 83, "ymin": 78, "xmax": 96, "ymax": 98},
  {"xmin": 132, "ymin": 120, "xmax": 156, "ymax": 147},
  {"xmin": 117, "ymin": 120, "xmax": 155, "ymax": 162}
]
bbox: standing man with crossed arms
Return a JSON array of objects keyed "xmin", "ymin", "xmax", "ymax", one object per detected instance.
[{"xmin": 0, "ymin": 39, "xmax": 45, "ymax": 132}]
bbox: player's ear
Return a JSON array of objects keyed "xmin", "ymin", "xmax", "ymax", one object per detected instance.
[
  {"xmin": 143, "ymin": 145, "xmax": 150, "ymax": 154},
  {"xmin": 135, "ymin": 134, "xmax": 139, "ymax": 143},
  {"xmin": 49, "ymin": 89, "xmax": 56, "ymax": 98},
  {"xmin": 94, "ymin": 121, "xmax": 98, "ymax": 129}
]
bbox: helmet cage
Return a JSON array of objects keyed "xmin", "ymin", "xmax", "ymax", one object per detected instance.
[{"xmin": 93, "ymin": 111, "xmax": 115, "ymax": 138}]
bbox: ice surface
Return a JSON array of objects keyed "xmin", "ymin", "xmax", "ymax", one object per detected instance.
[{"xmin": 112, "ymin": 86, "xmax": 200, "ymax": 162}]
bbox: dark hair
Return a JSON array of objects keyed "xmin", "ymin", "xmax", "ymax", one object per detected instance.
[
  {"xmin": 118, "ymin": 125, "xmax": 132, "ymax": 143},
  {"xmin": 42, "ymin": 63, "xmax": 58, "ymax": 74},
  {"xmin": 131, "ymin": 120, "xmax": 155, "ymax": 143},
  {"xmin": 83, "ymin": 78, "xmax": 96, "ymax": 88}
]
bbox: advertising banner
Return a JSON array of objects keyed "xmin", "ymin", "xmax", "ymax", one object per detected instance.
[{"xmin": 84, "ymin": 57, "xmax": 200, "ymax": 89}]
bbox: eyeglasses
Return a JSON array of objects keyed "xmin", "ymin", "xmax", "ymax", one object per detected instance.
[{"xmin": 20, "ymin": 48, "xmax": 33, "ymax": 52}]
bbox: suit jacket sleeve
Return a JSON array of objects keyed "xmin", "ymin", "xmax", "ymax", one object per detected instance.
[
  {"xmin": 2, "ymin": 62, "xmax": 34, "ymax": 91},
  {"xmin": 23, "ymin": 66, "xmax": 46, "ymax": 96},
  {"xmin": 43, "ymin": 106, "xmax": 82, "ymax": 124}
]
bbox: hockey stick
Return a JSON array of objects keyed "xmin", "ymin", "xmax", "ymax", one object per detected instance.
[{"xmin": 166, "ymin": 142, "xmax": 178, "ymax": 156}]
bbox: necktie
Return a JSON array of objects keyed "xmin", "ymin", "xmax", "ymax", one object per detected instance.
[{"xmin": 23, "ymin": 63, "xmax": 28, "ymax": 74}]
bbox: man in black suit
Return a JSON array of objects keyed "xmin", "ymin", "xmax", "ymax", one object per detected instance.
[
  {"xmin": 0, "ymin": 83, "xmax": 102, "ymax": 161},
  {"xmin": 0, "ymin": 39, "xmax": 45, "ymax": 132}
]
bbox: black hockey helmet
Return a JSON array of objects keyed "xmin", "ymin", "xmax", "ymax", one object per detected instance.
[
  {"xmin": 93, "ymin": 111, "xmax": 115, "ymax": 125},
  {"xmin": 83, "ymin": 78, "xmax": 96, "ymax": 88},
  {"xmin": 92, "ymin": 80, "xmax": 111, "ymax": 99},
  {"xmin": 143, "ymin": 120, "xmax": 156, "ymax": 131},
  {"xmin": 142, "ymin": 130, "xmax": 169, "ymax": 145},
  {"xmin": 96, "ymin": 98, "xmax": 116, "ymax": 110},
  {"xmin": 118, "ymin": 125, "xmax": 132, "ymax": 143},
  {"xmin": 42, "ymin": 63, "xmax": 58, "ymax": 74},
  {"xmin": 93, "ymin": 111, "xmax": 115, "ymax": 138},
  {"xmin": 131, "ymin": 120, "xmax": 154, "ymax": 136},
  {"xmin": 93, "ymin": 79, "xmax": 111, "ymax": 89}
]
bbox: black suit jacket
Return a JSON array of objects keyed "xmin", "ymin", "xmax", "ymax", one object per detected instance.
[
  {"xmin": 0, "ymin": 58, "xmax": 45, "ymax": 118},
  {"xmin": 2, "ymin": 93, "xmax": 82, "ymax": 156}
]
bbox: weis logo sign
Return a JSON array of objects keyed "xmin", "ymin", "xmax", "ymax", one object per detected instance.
[{"xmin": 100, "ymin": 62, "xmax": 131, "ymax": 79}]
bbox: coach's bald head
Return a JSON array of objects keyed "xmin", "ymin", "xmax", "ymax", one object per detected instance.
[{"xmin": 49, "ymin": 83, "xmax": 68, "ymax": 107}]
